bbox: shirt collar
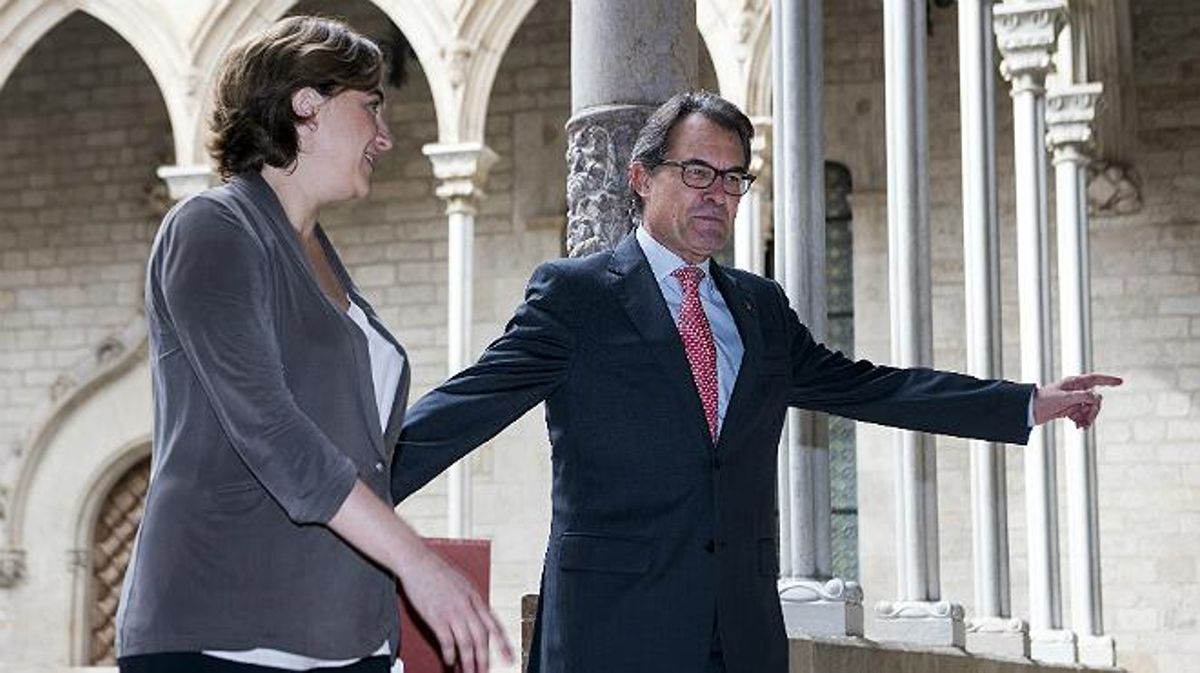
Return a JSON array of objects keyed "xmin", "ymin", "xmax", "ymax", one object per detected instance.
[{"xmin": 635, "ymin": 226, "xmax": 712, "ymax": 285}]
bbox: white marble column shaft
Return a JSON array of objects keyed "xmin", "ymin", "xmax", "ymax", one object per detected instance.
[
  {"xmin": 958, "ymin": 0, "xmax": 1027, "ymax": 658},
  {"xmin": 874, "ymin": 0, "xmax": 962, "ymax": 647},
  {"xmin": 771, "ymin": 0, "xmax": 863, "ymax": 639},
  {"xmin": 994, "ymin": 1, "xmax": 1075, "ymax": 663},
  {"xmin": 423, "ymin": 142, "xmax": 498, "ymax": 538},
  {"xmin": 1045, "ymin": 81, "xmax": 1116, "ymax": 667}
]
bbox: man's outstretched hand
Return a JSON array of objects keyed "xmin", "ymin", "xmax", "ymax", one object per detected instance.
[{"xmin": 1033, "ymin": 373, "xmax": 1123, "ymax": 429}]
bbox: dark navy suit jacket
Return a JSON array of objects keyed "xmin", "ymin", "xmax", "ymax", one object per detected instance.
[{"xmin": 392, "ymin": 233, "xmax": 1032, "ymax": 673}]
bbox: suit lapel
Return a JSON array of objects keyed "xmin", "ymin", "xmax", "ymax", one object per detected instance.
[
  {"xmin": 609, "ymin": 235, "xmax": 716, "ymax": 451},
  {"xmin": 709, "ymin": 261, "xmax": 763, "ymax": 451}
]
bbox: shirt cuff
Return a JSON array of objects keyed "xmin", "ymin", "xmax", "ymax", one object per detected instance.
[{"xmin": 1027, "ymin": 390, "xmax": 1036, "ymax": 428}]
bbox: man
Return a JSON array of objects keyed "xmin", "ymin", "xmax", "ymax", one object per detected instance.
[{"xmin": 392, "ymin": 91, "xmax": 1119, "ymax": 673}]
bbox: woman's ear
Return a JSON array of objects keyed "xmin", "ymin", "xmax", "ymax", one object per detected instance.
[{"xmin": 291, "ymin": 87, "xmax": 323, "ymax": 128}]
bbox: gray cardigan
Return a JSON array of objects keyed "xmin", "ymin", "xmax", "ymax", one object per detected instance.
[{"xmin": 116, "ymin": 172, "xmax": 410, "ymax": 659}]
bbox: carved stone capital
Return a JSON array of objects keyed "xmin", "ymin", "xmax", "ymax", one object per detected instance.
[
  {"xmin": 156, "ymin": 164, "xmax": 216, "ymax": 201},
  {"xmin": 0, "ymin": 548, "xmax": 26, "ymax": 588},
  {"xmin": 1087, "ymin": 161, "xmax": 1142, "ymax": 216},
  {"xmin": 423, "ymin": 142, "xmax": 499, "ymax": 215},
  {"xmin": 565, "ymin": 104, "xmax": 653, "ymax": 257},
  {"xmin": 994, "ymin": 1, "xmax": 1067, "ymax": 90},
  {"xmin": 1046, "ymin": 82, "xmax": 1104, "ymax": 158}
]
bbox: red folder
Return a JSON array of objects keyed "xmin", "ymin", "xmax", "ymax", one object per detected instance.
[{"xmin": 397, "ymin": 538, "xmax": 492, "ymax": 673}]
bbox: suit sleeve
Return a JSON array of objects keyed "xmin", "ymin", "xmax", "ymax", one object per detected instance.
[
  {"xmin": 775, "ymin": 285, "xmax": 1034, "ymax": 445},
  {"xmin": 155, "ymin": 197, "xmax": 358, "ymax": 524},
  {"xmin": 392, "ymin": 261, "xmax": 575, "ymax": 503}
]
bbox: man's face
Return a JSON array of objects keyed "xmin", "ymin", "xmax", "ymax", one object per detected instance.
[{"xmin": 631, "ymin": 113, "xmax": 746, "ymax": 264}]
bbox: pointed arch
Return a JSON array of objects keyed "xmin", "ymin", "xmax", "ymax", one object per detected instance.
[
  {"xmin": 188, "ymin": 0, "xmax": 455, "ymax": 164},
  {"xmin": 0, "ymin": 0, "xmax": 187, "ymax": 161}
]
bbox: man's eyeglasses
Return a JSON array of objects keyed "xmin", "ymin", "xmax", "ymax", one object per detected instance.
[{"xmin": 657, "ymin": 159, "xmax": 757, "ymax": 196}]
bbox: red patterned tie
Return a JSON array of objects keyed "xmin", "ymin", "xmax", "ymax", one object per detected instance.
[{"xmin": 672, "ymin": 266, "xmax": 719, "ymax": 440}]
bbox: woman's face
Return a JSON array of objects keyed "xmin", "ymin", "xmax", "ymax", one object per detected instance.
[{"xmin": 302, "ymin": 88, "xmax": 393, "ymax": 202}]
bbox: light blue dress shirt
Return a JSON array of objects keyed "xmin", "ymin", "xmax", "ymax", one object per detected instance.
[{"xmin": 636, "ymin": 227, "xmax": 744, "ymax": 432}]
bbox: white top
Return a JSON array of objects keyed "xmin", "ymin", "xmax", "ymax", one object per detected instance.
[{"xmin": 205, "ymin": 298, "xmax": 406, "ymax": 671}]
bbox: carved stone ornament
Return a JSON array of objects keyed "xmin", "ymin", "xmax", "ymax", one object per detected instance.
[
  {"xmin": 423, "ymin": 143, "xmax": 499, "ymax": 214},
  {"xmin": 1087, "ymin": 161, "xmax": 1142, "ymax": 216},
  {"xmin": 0, "ymin": 548, "xmax": 26, "ymax": 588},
  {"xmin": 778, "ymin": 576, "xmax": 864, "ymax": 605},
  {"xmin": 994, "ymin": 0, "xmax": 1066, "ymax": 88},
  {"xmin": 1046, "ymin": 83, "xmax": 1104, "ymax": 155},
  {"xmin": 875, "ymin": 599, "xmax": 967, "ymax": 621},
  {"xmin": 443, "ymin": 39, "xmax": 474, "ymax": 90},
  {"xmin": 565, "ymin": 105, "xmax": 653, "ymax": 258}
]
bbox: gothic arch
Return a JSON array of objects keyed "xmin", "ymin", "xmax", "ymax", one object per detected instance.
[
  {"xmin": 187, "ymin": 0, "xmax": 454, "ymax": 164},
  {"xmin": 0, "ymin": 0, "xmax": 187, "ymax": 162}
]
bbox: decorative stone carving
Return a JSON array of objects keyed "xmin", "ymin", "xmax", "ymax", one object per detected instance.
[
  {"xmin": 565, "ymin": 105, "xmax": 652, "ymax": 258},
  {"xmin": 994, "ymin": 0, "xmax": 1067, "ymax": 91},
  {"xmin": 875, "ymin": 599, "xmax": 966, "ymax": 620},
  {"xmin": 0, "ymin": 548, "xmax": 25, "ymax": 588},
  {"xmin": 1046, "ymin": 83, "xmax": 1104, "ymax": 157},
  {"xmin": 423, "ymin": 142, "xmax": 499, "ymax": 215},
  {"xmin": 1087, "ymin": 161, "xmax": 1142, "ymax": 215},
  {"xmin": 443, "ymin": 39, "xmax": 474, "ymax": 90},
  {"xmin": 779, "ymin": 577, "xmax": 865, "ymax": 637},
  {"xmin": 48, "ymin": 316, "xmax": 145, "ymax": 403},
  {"xmin": 966, "ymin": 615, "xmax": 1030, "ymax": 659}
]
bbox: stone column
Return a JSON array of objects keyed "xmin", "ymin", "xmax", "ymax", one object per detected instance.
[
  {"xmin": 156, "ymin": 165, "xmax": 216, "ymax": 201},
  {"xmin": 1045, "ymin": 81, "xmax": 1115, "ymax": 668},
  {"xmin": 772, "ymin": 0, "xmax": 863, "ymax": 638},
  {"xmin": 994, "ymin": 1, "xmax": 1075, "ymax": 663},
  {"xmin": 566, "ymin": 0, "xmax": 696, "ymax": 256},
  {"xmin": 423, "ymin": 142, "xmax": 499, "ymax": 538},
  {"xmin": 958, "ymin": 0, "xmax": 1027, "ymax": 658},
  {"xmin": 872, "ymin": 0, "xmax": 962, "ymax": 648},
  {"xmin": 734, "ymin": 118, "xmax": 771, "ymax": 275}
]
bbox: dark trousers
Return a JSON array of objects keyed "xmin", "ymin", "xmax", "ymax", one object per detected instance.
[{"xmin": 118, "ymin": 653, "xmax": 391, "ymax": 673}]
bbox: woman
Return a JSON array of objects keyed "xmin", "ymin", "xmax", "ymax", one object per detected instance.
[{"xmin": 115, "ymin": 16, "xmax": 511, "ymax": 673}]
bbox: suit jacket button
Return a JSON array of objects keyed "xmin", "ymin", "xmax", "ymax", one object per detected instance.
[
  {"xmin": 705, "ymin": 540, "xmax": 715, "ymax": 554},
  {"xmin": 374, "ymin": 461, "xmax": 384, "ymax": 472}
]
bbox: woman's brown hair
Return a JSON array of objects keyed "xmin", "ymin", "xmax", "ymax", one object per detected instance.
[{"xmin": 208, "ymin": 16, "xmax": 384, "ymax": 179}]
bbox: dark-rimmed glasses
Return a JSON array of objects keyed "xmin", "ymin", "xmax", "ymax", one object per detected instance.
[{"xmin": 657, "ymin": 159, "xmax": 757, "ymax": 196}]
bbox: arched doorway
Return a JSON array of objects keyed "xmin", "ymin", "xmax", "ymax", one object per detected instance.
[{"xmin": 86, "ymin": 455, "xmax": 150, "ymax": 665}]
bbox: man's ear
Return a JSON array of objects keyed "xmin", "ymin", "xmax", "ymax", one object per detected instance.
[
  {"xmin": 291, "ymin": 87, "xmax": 324, "ymax": 126},
  {"xmin": 629, "ymin": 161, "xmax": 652, "ymax": 198}
]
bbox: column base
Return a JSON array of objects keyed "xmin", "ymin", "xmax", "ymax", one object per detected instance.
[
  {"xmin": 778, "ymin": 577, "xmax": 864, "ymax": 637},
  {"xmin": 873, "ymin": 600, "xmax": 965, "ymax": 647},
  {"xmin": 156, "ymin": 164, "xmax": 215, "ymax": 200},
  {"xmin": 1077, "ymin": 634, "xmax": 1116, "ymax": 667},
  {"xmin": 1030, "ymin": 628, "xmax": 1077, "ymax": 664},
  {"xmin": 965, "ymin": 616, "xmax": 1029, "ymax": 658}
]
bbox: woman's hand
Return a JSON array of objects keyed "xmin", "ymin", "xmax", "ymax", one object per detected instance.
[
  {"xmin": 397, "ymin": 546, "xmax": 515, "ymax": 673},
  {"xmin": 327, "ymin": 480, "xmax": 514, "ymax": 673}
]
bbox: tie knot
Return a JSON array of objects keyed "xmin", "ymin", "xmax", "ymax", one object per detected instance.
[{"xmin": 671, "ymin": 265, "xmax": 705, "ymax": 291}]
